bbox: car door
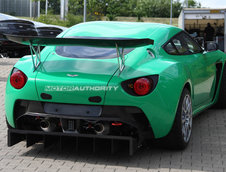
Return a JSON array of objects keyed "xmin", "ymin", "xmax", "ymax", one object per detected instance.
[
  {"xmin": 170, "ymin": 32, "xmax": 216, "ymax": 107},
  {"xmin": 182, "ymin": 33, "xmax": 217, "ymax": 107}
]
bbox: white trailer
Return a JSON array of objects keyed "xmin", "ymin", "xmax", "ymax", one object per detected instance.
[{"xmin": 178, "ymin": 8, "xmax": 226, "ymax": 52}]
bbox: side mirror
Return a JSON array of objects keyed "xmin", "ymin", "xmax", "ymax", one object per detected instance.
[{"xmin": 206, "ymin": 42, "xmax": 219, "ymax": 52}]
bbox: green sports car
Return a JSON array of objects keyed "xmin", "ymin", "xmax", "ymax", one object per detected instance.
[{"xmin": 5, "ymin": 22, "xmax": 226, "ymax": 155}]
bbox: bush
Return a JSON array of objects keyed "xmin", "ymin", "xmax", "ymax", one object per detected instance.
[
  {"xmin": 35, "ymin": 14, "xmax": 103, "ymax": 28},
  {"xmin": 87, "ymin": 14, "xmax": 102, "ymax": 22},
  {"xmin": 106, "ymin": 14, "xmax": 117, "ymax": 21},
  {"xmin": 65, "ymin": 14, "xmax": 83, "ymax": 27},
  {"xmin": 35, "ymin": 14, "xmax": 67, "ymax": 26},
  {"xmin": 35, "ymin": 14, "xmax": 82, "ymax": 27}
]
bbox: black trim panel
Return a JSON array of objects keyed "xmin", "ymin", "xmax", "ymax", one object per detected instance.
[
  {"xmin": 212, "ymin": 62, "xmax": 223, "ymax": 101},
  {"xmin": 8, "ymin": 129, "xmax": 138, "ymax": 155}
]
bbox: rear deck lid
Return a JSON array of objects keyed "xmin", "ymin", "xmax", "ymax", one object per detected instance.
[{"xmin": 35, "ymin": 47, "xmax": 133, "ymax": 105}]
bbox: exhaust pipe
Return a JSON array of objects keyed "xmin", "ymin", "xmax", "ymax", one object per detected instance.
[
  {"xmin": 94, "ymin": 123, "xmax": 109, "ymax": 135},
  {"xmin": 40, "ymin": 118, "xmax": 57, "ymax": 132}
]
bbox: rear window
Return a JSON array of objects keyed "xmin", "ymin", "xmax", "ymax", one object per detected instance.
[{"xmin": 55, "ymin": 46, "xmax": 134, "ymax": 59}]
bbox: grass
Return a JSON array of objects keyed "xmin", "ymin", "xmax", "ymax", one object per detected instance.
[
  {"xmin": 17, "ymin": 15, "xmax": 179, "ymax": 27},
  {"xmin": 17, "ymin": 16, "xmax": 32, "ymax": 20}
]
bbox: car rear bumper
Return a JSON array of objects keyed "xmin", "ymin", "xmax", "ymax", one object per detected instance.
[{"xmin": 7, "ymin": 100, "xmax": 154, "ymax": 154}]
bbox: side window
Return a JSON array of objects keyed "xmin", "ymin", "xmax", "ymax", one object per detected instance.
[
  {"xmin": 172, "ymin": 37, "xmax": 188, "ymax": 54},
  {"xmin": 182, "ymin": 33, "xmax": 203, "ymax": 54},
  {"xmin": 164, "ymin": 42, "xmax": 178, "ymax": 55},
  {"xmin": 164, "ymin": 32, "xmax": 203, "ymax": 55}
]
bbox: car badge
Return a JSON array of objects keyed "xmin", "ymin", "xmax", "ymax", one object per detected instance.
[{"xmin": 67, "ymin": 74, "xmax": 78, "ymax": 77}]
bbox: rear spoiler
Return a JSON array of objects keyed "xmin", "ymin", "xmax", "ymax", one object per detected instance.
[{"xmin": 4, "ymin": 34, "xmax": 154, "ymax": 72}]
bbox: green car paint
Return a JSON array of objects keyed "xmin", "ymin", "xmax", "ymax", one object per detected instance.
[{"xmin": 5, "ymin": 21, "xmax": 226, "ymax": 139}]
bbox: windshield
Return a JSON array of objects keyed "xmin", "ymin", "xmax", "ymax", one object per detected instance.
[{"xmin": 55, "ymin": 46, "xmax": 134, "ymax": 59}]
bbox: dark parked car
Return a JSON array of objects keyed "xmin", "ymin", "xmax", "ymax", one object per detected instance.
[
  {"xmin": 0, "ymin": 13, "xmax": 38, "ymax": 58},
  {"xmin": 32, "ymin": 21, "xmax": 67, "ymax": 37},
  {"xmin": 0, "ymin": 13, "xmax": 66, "ymax": 58}
]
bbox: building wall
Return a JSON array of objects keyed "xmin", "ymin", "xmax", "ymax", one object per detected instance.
[{"xmin": 0, "ymin": 0, "xmax": 39, "ymax": 17}]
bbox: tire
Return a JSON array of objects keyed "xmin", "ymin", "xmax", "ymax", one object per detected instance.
[
  {"xmin": 215, "ymin": 64, "xmax": 226, "ymax": 109},
  {"xmin": 161, "ymin": 88, "xmax": 193, "ymax": 149}
]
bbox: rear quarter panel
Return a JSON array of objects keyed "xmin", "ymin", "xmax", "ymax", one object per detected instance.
[
  {"xmin": 5, "ymin": 56, "xmax": 40, "ymax": 127},
  {"xmin": 104, "ymin": 52, "xmax": 191, "ymax": 138}
]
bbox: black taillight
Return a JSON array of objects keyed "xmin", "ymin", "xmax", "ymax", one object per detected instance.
[
  {"xmin": 121, "ymin": 75, "xmax": 158, "ymax": 96},
  {"xmin": 10, "ymin": 68, "xmax": 27, "ymax": 89}
]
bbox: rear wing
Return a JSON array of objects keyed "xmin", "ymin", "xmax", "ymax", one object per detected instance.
[{"xmin": 5, "ymin": 34, "xmax": 154, "ymax": 72}]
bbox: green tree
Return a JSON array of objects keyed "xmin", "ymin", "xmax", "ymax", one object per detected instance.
[
  {"xmin": 106, "ymin": 0, "xmax": 122, "ymax": 20},
  {"xmin": 173, "ymin": 0, "xmax": 183, "ymax": 17},
  {"xmin": 187, "ymin": 0, "xmax": 201, "ymax": 8},
  {"xmin": 86, "ymin": 0, "xmax": 108, "ymax": 15},
  {"xmin": 133, "ymin": 0, "xmax": 146, "ymax": 21},
  {"xmin": 137, "ymin": 0, "xmax": 183, "ymax": 18},
  {"xmin": 38, "ymin": 0, "xmax": 60, "ymax": 14},
  {"xmin": 68, "ymin": 0, "xmax": 83, "ymax": 15},
  {"xmin": 34, "ymin": 0, "xmax": 197, "ymax": 22}
]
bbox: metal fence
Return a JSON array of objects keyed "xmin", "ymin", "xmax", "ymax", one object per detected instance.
[{"xmin": 0, "ymin": 0, "xmax": 39, "ymax": 17}]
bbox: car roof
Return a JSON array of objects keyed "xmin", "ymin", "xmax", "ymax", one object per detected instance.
[
  {"xmin": 25, "ymin": 20, "xmax": 67, "ymax": 32},
  {"xmin": 0, "ymin": 19, "xmax": 35, "ymax": 25},
  {"xmin": 31, "ymin": 21, "xmax": 48, "ymax": 27},
  {"xmin": 46, "ymin": 25, "xmax": 67, "ymax": 31},
  {"xmin": 0, "ymin": 13, "xmax": 35, "ymax": 25},
  {"xmin": 0, "ymin": 13, "xmax": 18, "ymax": 21},
  {"xmin": 65, "ymin": 21, "xmax": 182, "ymax": 46}
]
